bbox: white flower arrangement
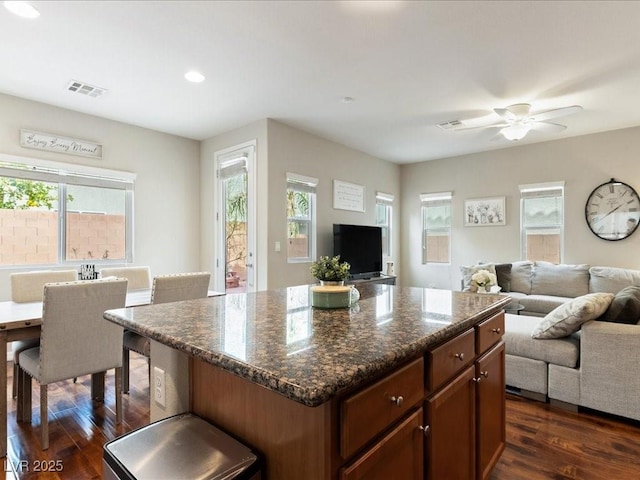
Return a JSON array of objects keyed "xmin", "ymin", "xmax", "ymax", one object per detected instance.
[{"xmin": 471, "ymin": 269, "xmax": 497, "ymax": 288}]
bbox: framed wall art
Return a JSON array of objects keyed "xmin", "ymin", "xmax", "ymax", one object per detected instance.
[
  {"xmin": 464, "ymin": 196, "xmax": 506, "ymax": 226},
  {"xmin": 333, "ymin": 180, "xmax": 365, "ymax": 212}
]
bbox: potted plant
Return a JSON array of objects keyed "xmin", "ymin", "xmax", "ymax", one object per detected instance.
[{"xmin": 310, "ymin": 255, "xmax": 351, "ymax": 285}]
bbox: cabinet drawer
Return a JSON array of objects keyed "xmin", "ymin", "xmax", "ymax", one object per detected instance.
[
  {"xmin": 341, "ymin": 357, "xmax": 424, "ymax": 459},
  {"xmin": 428, "ymin": 328, "xmax": 475, "ymax": 392},
  {"xmin": 476, "ymin": 312, "xmax": 504, "ymax": 355}
]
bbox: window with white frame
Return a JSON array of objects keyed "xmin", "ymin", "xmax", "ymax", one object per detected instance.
[
  {"xmin": 520, "ymin": 181, "xmax": 564, "ymax": 264},
  {"xmin": 286, "ymin": 172, "xmax": 317, "ymax": 262},
  {"xmin": 375, "ymin": 192, "xmax": 393, "ymax": 258},
  {"xmin": 0, "ymin": 157, "xmax": 134, "ymax": 266},
  {"xmin": 421, "ymin": 192, "xmax": 452, "ymax": 264}
]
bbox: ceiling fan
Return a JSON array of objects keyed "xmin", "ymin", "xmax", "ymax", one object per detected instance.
[{"xmin": 458, "ymin": 103, "xmax": 583, "ymax": 141}]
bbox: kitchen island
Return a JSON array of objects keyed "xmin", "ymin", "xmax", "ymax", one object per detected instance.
[{"xmin": 105, "ymin": 284, "xmax": 510, "ymax": 480}]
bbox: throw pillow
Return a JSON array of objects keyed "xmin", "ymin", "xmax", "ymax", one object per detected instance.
[
  {"xmin": 598, "ymin": 286, "xmax": 640, "ymax": 324},
  {"xmin": 532, "ymin": 292, "xmax": 615, "ymax": 339},
  {"xmin": 460, "ymin": 263, "xmax": 497, "ymax": 292},
  {"xmin": 495, "ymin": 263, "xmax": 512, "ymax": 292}
]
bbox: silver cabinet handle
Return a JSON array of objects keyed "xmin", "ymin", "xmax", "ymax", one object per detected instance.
[
  {"xmin": 419, "ymin": 425, "xmax": 430, "ymax": 436},
  {"xmin": 390, "ymin": 395, "xmax": 404, "ymax": 407},
  {"xmin": 454, "ymin": 352, "xmax": 465, "ymax": 361},
  {"xmin": 481, "ymin": 371, "xmax": 489, "ymax": 378},
  {"xmin": 472, "ymin": 377, "xmax": 482, "ymax": 383},
  {"xmin": 491, "ymin": 327, "xmax": 501, "ymax": 334}
]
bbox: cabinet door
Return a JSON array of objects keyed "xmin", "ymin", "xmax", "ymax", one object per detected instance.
[
  {"xmin": 425, "ymin": 366, "xmax": 476, "ymax": 480},
  {"xmin": 340, "ymin": 408, "xmax": 424, "ymax": 480},
  {"xmin": 476, "ymin": 341, "xmax": 506, "ymax": 480}
]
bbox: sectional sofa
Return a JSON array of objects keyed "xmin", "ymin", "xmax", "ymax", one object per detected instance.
[{"xmin": 462, "ymin": 261, "xmax": 640, "ymax": 421}]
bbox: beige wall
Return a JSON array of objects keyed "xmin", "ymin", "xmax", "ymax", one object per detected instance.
[
  {"xmin": 400, "ymin": 126, "xmax": 640, "ymax": 290},
  {"xmin": 0, "ymin": 93, "xmax": 201, "ymax": 301},
  {"xmin": 200, "ymin": 119, "xmax": 401, "ymax": 291},
  {"xmin": 266, "ymin": 120, "xmax": 401, "ymax": 289}
]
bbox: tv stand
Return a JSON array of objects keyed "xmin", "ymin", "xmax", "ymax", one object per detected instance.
[{"xmin": 349, "ymin": 274, "xmax": 396, "ymax": 286}]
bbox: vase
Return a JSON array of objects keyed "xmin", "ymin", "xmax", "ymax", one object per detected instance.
[
  {"xmin": 320, "ymin": 280, "xmax": 345, "ymax": 287},
  {"xmin": 477, "ymin": 285, "xmax": 487, "ymax": 293}
]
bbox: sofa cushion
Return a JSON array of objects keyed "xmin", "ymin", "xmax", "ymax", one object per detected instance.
[
  {"xmin": 460, "ymin": 263, "xmax": 497, "ymax": 292},
  {"xmin": 598, "ymin": 286, "xmax": 640, "ymax": 324},
  {"xmin": 504, "ymin": 314, "xmax": 580, "ymax": 368},
  {"xmin": 510, "ymin": 261, "xmax": 534, "ymax": 294},
  {"xmin": 532, "ymin": 292, "xmax": 615, "ymax": 339},
  {"xmin": 589, "ymin": 266, "xmax": 640, "ymax": 294},
  {"xmin": 518, "ymin": 294, "xmax": 572, "ymax": 316},
  {"xmin": 531, "ymin": 261, "xmax": 590, "ymax": 298}
]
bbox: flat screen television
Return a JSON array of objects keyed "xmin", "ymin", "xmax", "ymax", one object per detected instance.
[{"xmin": 333, "ymin": 224, "xmax": 382, "ymax": 279}]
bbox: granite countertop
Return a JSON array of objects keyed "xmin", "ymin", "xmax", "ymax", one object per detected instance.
[{"xmin": 104, "ymin": 284, "xmax": 510, "ymax": 407}]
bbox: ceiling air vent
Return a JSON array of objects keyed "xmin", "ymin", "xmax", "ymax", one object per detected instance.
[
  {"xmin": 437, "ymin": 120, "xmax": 463, "ymax": 130},
  {"xmin": 66, "ymin": 80, "xmax": 108, "ymax": 98}
]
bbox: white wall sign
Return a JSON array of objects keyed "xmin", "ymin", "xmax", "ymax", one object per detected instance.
[
  {"xmin": 333, "ymin": 180, "xmax": 365, "ymax": 212},
  {"xmin": 20, "ymin": 129, "xmax": 103, "ymax": 159}
]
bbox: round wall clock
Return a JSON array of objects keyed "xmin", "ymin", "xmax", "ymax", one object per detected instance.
[{"xmin": 585, "ymin": 178, "xmax": 640, "ymax": 241}]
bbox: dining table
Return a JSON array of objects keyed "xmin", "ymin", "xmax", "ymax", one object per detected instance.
[{"xmin": 0, "ymin": 288, "xmax": 222, "ymax": 458}]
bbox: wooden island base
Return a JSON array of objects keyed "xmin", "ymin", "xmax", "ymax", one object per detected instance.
[{"xmin": 191, "ymin": 359, "xmax": 335, "ymax": 479}]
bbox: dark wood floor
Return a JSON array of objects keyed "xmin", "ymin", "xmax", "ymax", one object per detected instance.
[
  {"xmin": 5, "ymin": 353, "xmax": 150, "ymax": 479},
  {"xmin": 4, "ymin": 354, "xmax": 640, "ymax": 479}
]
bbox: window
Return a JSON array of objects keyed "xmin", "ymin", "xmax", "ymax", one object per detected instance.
[
  {"xmin": 286, "ymin": 172, "xmax": 317, "ymax": 262},
  {"xmin": 375, "ymin": 192, "xmax": 394, "ymax": 258},
  {"xmin": 520, "ymin": 181, "xmax": 564, "ymax": 264},
  {"xmin": 421, "ymin": 192, "xmax": 452, "ymax": 264},
  {"xmin": 0, "ymin": 157, "xmax": 134, "ymax": 266}
]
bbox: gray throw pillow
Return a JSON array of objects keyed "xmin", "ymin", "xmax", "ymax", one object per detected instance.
[
  {"xmin": 532, "ymin": 292, "xmax": 615, "ymax": 339},
  {"xmin": 598, "ymin": 286, "xmax": 640, "ymax": 324},
  {"xmin": 495, "ymin": 263, "xmax": 512, "ymax": 292}
]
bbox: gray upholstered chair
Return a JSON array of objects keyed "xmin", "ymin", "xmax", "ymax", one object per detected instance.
[
  {"xmin": 99, "ymin": 266, "xmax": 151, "ymax": 290},
  {"xmin": 17, "ymin": 278, "xmax": 128, "ymax": 450},
  {"xmin": 122, "ymin": 272, "xmax": 211, "ymax": 393},
  {"xmin": 9, "ymin": 270, "xmax": 79, "ymax": 398}
]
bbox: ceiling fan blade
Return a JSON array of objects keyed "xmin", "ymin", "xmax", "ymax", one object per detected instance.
[
  {"xmin": 489, "ymin": 131, "xmax": 507, "ymax": 142},
  {"xmin": 494, "ymin": 108, "xmax": 517, "ymax": 121},
  {"xmin": 529, "ymin": 122, "xmax": 567, "ymax": 133},
  {"xmin": 530, "ymin": 105, "xmax": 582, "ymax": 122},
  {"xmin": 455, "ymin": 122, "xmax": 509, "ymax": 131}
]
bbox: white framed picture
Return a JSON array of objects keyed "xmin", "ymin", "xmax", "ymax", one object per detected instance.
[
  {"xmin": 333, "ymin": 180, "xmax": 365, "ymax": 212},
  {"xmin": 464, "ymin": 196, "xmax": 506, "ymax": 226}
]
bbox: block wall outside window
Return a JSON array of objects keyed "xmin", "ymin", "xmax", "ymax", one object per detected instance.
[{"xmin": 0, "ymin": 209, "xmax": 127, "ymax": 265}]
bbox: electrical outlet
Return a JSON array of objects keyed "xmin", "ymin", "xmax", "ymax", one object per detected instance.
[{"xmin": 154, "ymin": 366, "xmax": 165, "ymax": 407}]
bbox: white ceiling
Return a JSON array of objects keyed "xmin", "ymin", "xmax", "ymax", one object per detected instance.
[{"xmin": 2, "ymin": 1, "xmax": 640, "ymax": 164}]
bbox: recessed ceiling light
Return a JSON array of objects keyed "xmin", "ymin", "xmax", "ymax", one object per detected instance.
[
  {"xmin": 4, "ymin": 1, "xmax": 40, "ymax": 19},
  {"xmin": 184, "ymin": 71, "xmax": 205, "ymax": 83}
]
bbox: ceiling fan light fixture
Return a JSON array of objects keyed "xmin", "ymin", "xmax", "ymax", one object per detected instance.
[{"xmin": 501, "ymin": 123, "xmax": 531, "ymax": 141}]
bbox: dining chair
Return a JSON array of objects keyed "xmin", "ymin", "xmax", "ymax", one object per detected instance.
[
  {"xmin": 99, "ymin": 266, "xmax": 151, "ymax": 290},
  {"xmin": 17, "ymin": 278, "xmax": 128, "ymax": 450},
  {"xmin": 122, "ymin": 272, "xmax": 211, "ymax": 393},
  {"xmin": 9, "ymin": 270, "xmax": 79, "ymax": 398}
]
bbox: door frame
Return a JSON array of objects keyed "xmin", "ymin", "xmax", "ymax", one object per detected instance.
[{"xmin": 214, "ymin": 140, "xmax": 257, "ymax": 293}]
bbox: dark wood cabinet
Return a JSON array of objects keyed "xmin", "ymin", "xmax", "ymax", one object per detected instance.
[
  {"xmin": 340, "ymin": 408, "xmax": 424, "ymax": 480},
  {"xmin": 476, "ymin": 341, "xmax": 506, "ymax": 480},
  {"xmin": 425, "ymin": 311, "xmax": 506, "ymax": 480},
  {"xmin": 426, "ymin": 365, "xmax": 477, "ymax": 480}
]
